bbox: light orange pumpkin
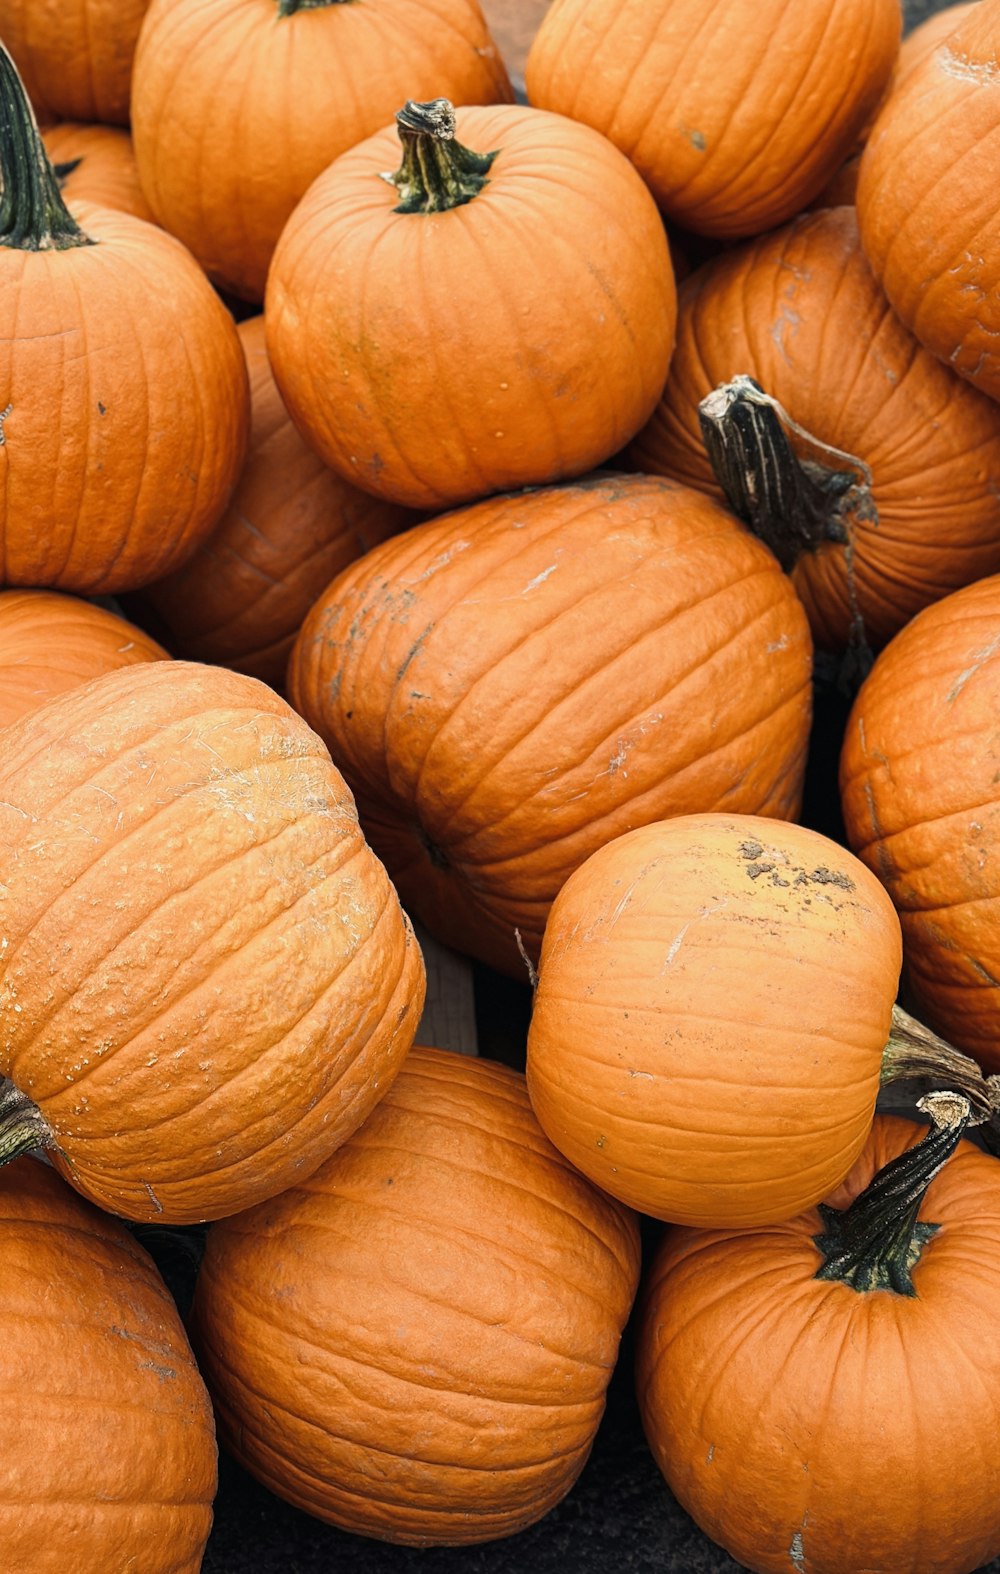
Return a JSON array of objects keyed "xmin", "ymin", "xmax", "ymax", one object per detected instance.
[
  {"xmin": 42, "ymin": 122, "xmax": 155, "ymax": 224},
  {"xmin": 0, "ymin": 0, "xmax": 149, "ymax": 124}
]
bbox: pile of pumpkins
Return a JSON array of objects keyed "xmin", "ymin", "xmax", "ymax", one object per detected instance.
[{"xmin": 3, "ymin": 0, "xmax": 1000, "ymax": 1570}]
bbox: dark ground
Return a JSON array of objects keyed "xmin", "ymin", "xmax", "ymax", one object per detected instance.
[{"xmin": 176, "ymin": 1, "xmax": 980, "ymax": 1569}]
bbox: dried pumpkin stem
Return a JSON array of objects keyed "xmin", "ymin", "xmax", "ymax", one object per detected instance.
[
  {"xmin": 0, "ymin": 1077, "xmax": 52, "ymax": 1165},
  {"xmin": 879, "ymin": 1003, "xmax": 1000, "ymax": 1126},
  {"xmin": 813, "ymin": 1090, "xmax": 969, "ymax": 1296},
  {"xmin": 0, "ymin": 42, "xmax": 93, "ymax": 251},
  {"xmin": 380, "ymin": 97, "xmax": 498, "ymax": 214},
  {"xmin": 276, "ymin": 0, "xmax": 350, "ymax": 13}
]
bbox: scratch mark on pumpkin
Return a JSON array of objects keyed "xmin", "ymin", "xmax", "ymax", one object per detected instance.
[
  {"xmin": 789, "ymin": 1521, "xmax": 807, "ymax": 1574},
  {"xmin": 143, "ymin": 1181, "xmax": 163, "ymax": 1215},
  {"xmin": 947, "ymin": 633, "xmax": 1000, "ymax": 702},
  {"xmin": 523, "ymin": 563, "xmax": 557, "ymax": 592},
  {"xmin": 941, "ymin": 45, "xmax": 1000, "ymax": 85},
  {"xmin": 0, "ymin": 402, "xmax": 13, "ymax": 444},
  {"xmin": 662, "ymin": 922, "xmax": 691, "ymax": 969}
]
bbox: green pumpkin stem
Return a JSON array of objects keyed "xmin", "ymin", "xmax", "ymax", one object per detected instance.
[
  {"xmin": 0, "ymin": 43, "xmax": 92, "ymax": 251},
  {"xmin": 0, "ymin": 1078, "xmax": 52, "ymax": 1164},
  {"xmin": 380, "ymin": 98, "xmax": 497, "ymax": 215},
  {"xmin": 814, "ymin": 1091, "xmax": 969, "ymax": 1296},
  {"xmin": 276, "ymin": 0, "xmax": 349, "ymax": 14},
  {"xmin": 879, "ymin": 1003, "xmax": 1000, "ymax": 1126}
]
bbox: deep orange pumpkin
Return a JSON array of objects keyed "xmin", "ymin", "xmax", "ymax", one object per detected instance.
[
  {"xmin": 287, "ymin": 474, "xmax": 813, "ymax": 976},
  {"xmin": 130, "ymin": 0, "xmax": 514, "ymax": 302},
  {"xmin": 42, "ymin": 122, "xmax": 155, "ymax": 224},
  {"xmin": 0, "ymin": 0, "xmax": 149, "ymax": 124},
  {"xmin": 190, "ymin": 1045, "xmax": 640, "ymax": 1545},
  {"xmin": 266, "ymin": 99, "xmax": 676, "ymax": 511},
  {"xmin": 0, "ymin": 660, "xmax": 426, "ymax": 1223},
  {"xmin": 629, "ymin": 205, "xmax": 1000, "ymax": 652}
]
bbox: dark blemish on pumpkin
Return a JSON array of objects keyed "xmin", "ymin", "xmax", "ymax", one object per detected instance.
[
  {"xmin": 397, "ymin": 626, "xmax": 432, "ymax": 682},
  {"xmin": 804, "ymin": 867, "xmax": 854, "ymax": 891},
  {"xmin": 0, "ymin": 402, "xmax": 12, "ymax": 444},
  {"xmin": 417, "ymin": 826, "xmax": 449, "ymax": 871},
  {"xmin": 345, "ymin": 709, "xmax": 353, "ymax": 720},
  {"xmin": 97, "ymin": 400, "xmax": 106, "ymax": 415},
  {"xmin": 139, "ymin": 1360, "xmax": 177, "ymax": 1382},
  {"xmin": 679, "ymin": 123, "xmax": 706, "ymax": 151},
  {"xmin": 746, "ymin": 862, "xmax": 773, "ymax": 880},
  {"xmin": 410, "ymin": 690, "xmax": 429, "ymax": 700},
  {"xmin": 739, "ymin": 840, "xmax": 764, "ymax": 860},
  {"xmin": 369, "ymin": 453, "xmax": 384, "ymax": 478},
  {"xmin": 396, "ymin": 1002, "xmax": 410, "ymax": 1023},
  {"xmin": 328, "ymin": 670, "xmax": 342, "ymax": 702},
  {"xmin": 384, "ymin": 1177, "xmax": 394, "ymax": 1186}
]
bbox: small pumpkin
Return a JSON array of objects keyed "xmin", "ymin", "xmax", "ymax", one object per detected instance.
[
  {"xmin": 42, "ymin": 121, "xmax": 155, "ymax": 223},
  {"xmin": 636, "ymin": 1099, "xmax": 1000, "ymax": 1574},
  {"xmin": 0, "ymin": 1155, "xmax": 216, "ymax": 1572},
  {"xmin": 0, "ymin": 0, "xmax": 149, "ymax": 125},
  {"xmin": 190, "ymin": 1045, "xmax": 641, "ymax": 1546},
  {"xmin": 0, "ymin": 588, "xmax": 168, "ymax": 728},
  {"xmin": 0, "ymin": 660, "xmax": 426, "ymax": 1224},
  {"xmin": 126, "ymin": 316, "xmax": 417, "ymax": 689},
  {"xmin": 266, "ymin": 98, "xmax": 676, "ymax": 511},
  {"xmin": 130, "ymin": 0, "xmax": 514, "ymax": 302},
  {"xmin": 287, "ymin": 474, "xmax": 813, "ymax": 976},
  {"xmin": 525, "ymin": 0, "xmax": 901, "ymax": 238}
]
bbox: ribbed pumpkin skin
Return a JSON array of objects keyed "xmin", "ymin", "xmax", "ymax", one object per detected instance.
[
  {"xmin": 190, "ymin": 1046, "xmax": 640, "ymax": 1546},
  {"xmin": 265, "ymin": 104, "xmax": 676, "ymax": 511},
  {"xmin": 0, "ymin": 589, "xmax": 168, "ymax": 728},
  {"xmin": 0, "ymin": 1156, "xmax": 216, "ymax": 1573},
  {"xmin": 131, "ymin": 0, "xmax": 513, "ymax": 303},
  {"xmin": 525, "ymin": 0, "xmax": 901, "ymax": 238},
  {"xmin": 129, "ymin": 317, "xmax": 416, "ymax": 688},
  {"xmin": 0, "ymin": 0, "xmax": 148, "ymax": 124},
  {"xmin": 636, "ymin": 1116, "xmax": 1000, "ymax": 1574},
  {"xmin": 629, "ymin": 206, "xmax": 1000, "ymax": 651},
  {"xmin": 525, "ymin": 814, "xmax": 902, "ymax": 1227},
  {"xmin": 0, "ymin": 201, "xmax": 249, "ymax": 595},
  {"xmin": 841, "ymin": 574, "xmax": 1000, "ymax": 1074},
  {"xmin": 42, "ymin": 123, "xmax": 155, "ymax": 223},
  {"xmin": 287, "ymin": 475, "xmax": 813, "ymax": 976},
  {"xmin": 0, "ymin": 661, "xmax": 426, "ymax": 1223},
  {"xmin": 857, "ymin": 0, "xmax": 1000, "ymax": 402}
]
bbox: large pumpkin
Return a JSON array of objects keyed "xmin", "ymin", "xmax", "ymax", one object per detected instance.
[
  {"xmin": 0, "ymin": 46, "xmax": 249, "ymax": 596},
  {"xmin": 0, "ymin": 0, "xmax": 149, "ymax": 124},
  {"xmin": 266, "ymin": 99, "xmax": 676, "ymax": 511},
  {"xmin": 42, "ymin": 122, "xmax": 155, "ymax": 224},
  {"xmin": 525, "ymin": 0, "xmax": 901, "ymax": 238},
  {"xmin": 0, "ymin": 589, "xmax": 168, "ymax": 728},
  {"xmin": 287, "ymin": 474, "xmax": 813, "ymax": 975},
  {"xmin": 127, "ymin": 316, "xmax": 417, "ymax": 689},
  {"xmin": 637, "ymin": 1102, "xmax": 1000, "ymax": 1574},
  {"xmin": 0, "ymin": 661, "xmax": 426, "ymax": 1223},
  {"xmin": 628, "ymin": 205, "xmax": 1000, "ymax": 653},
  {"xmin": 0, "ymin": 1155, "xmax": 216, "ymax": 1572},
  {"xmin": 131, "ymin": 0, "xmax": 514, "ymax": 302},
  {"xmin": 190, "ymin": 1045, "xmax": 641, "ymax": 1545}
]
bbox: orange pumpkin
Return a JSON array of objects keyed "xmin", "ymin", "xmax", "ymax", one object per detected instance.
[
  {"xmin": 266, "ymin": 99, "xmax": 676, "ymax": 511},
  {"xmin": 287, "ymin": 475, "xmax": 813, "ymax": 976},
  {"xmin": 0, "ymin": 0, "xmax": 148, "ymax": 124},
  {"xmin": 0, "ymin": 46, "xmax": 249, "ymax": 596},
  {"xmin": 525, "ymin": 0, "xmax": 901, "ymax": 238},
  {"xmin": 0, "ymin": 589, "xmax": 168, "ymax": 728},
  {"xmin": 131, "ymin": 0, "xmax": 514, "ymax": 302},
  {"xmin": 127, "ymin": 317, "xmax": 416, "ymax": 689},
  {"xmin": 0, "ymin": 660, "xmax": 426, "ymax": 1224},
  {"xmin": 629, "ymin": 206, "xmax": 1000, "ymax": 652},
  {"xmin": 190, "ymin": 1046, "xmax": 640, "ymax": 1545},
  {"xmin": 42, "ymin": 122, "xmax": 155, "ymax": 224},
  {"xmin": 0, "ymin": 1155, "xmax": 216, "ymax": 1572},
  {"xmin": 637, "ymin": 1102, "xmax": 1000, "ymax": 1574}
]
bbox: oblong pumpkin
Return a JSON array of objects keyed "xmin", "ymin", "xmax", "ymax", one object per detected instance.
[
  {"xmin": 525, "ymin": 0, "xmax": 901, "ymax": 238},
  {"xmin": 0, "ymin": 660, "xmax": 426, "ymax": 1223},
  {"xmin": 0, "ymin": 1156, "xmax": 216, "ymax": 1572},
  {"xmin": 628, "ymin": 205, "xmax": 1000, "ymax": 652},
  {"xmin": 190, "ymin": 1045, "xmax": 640, "ymax": 1546},
  {"xmin": 131, "ymin": 0, "xmax": 513, "ymax": 302},
  {"xmin": 266, "ymin": 100, "xmax": 676, "ymax": 511},
  {"xmin": 840, "ymin": 572, "xmax": 1000, "ymax": 1075},
  {"xmin": 0, "ymin": 588, "xmax": 168, "ymax": 728},
  {"xmin": 525, "ymin": 812, "xmax": 903, "ymax": 1227},
  {"xmin": 127, "ymin": 316, "xmax": 416, "ymax": 689},
  {"xmin": 42, "ymin": 122, "xmax": 155, "ymax": 224},
  {"xmin": 287, "ymin": 474, "xmax": 813, "ymax": 976},
  {"xmin": 0, "ymin": 0, "xmax": 148, "ymax": 124}
]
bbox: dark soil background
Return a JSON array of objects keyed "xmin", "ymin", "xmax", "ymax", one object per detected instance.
[{"xmin": 154, "ymin": 2, "xmax": 982, "ymax": 1570}]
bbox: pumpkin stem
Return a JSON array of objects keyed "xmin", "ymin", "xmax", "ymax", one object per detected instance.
[
  {"xmin": 379, "ymin": 98, "xmax": 498, "ymax": 215},
  {"xmin": 276, "ymin": 0, "xmax": 349, "ymax": 13},
  {"xmin": 0, "ymin": 44, "xmax": 93, "ymax": 251},
  {"xmin": 879, "ymin": 1003, "xmax": 1000, "ymax": 1126},
  {"xmin": 813, "ymin": 1090, "xmax": 969, "ymax": 1296},
  {"xmin": 0, "ymin": 1078, "xmax": 53, "ymax": 1164}
]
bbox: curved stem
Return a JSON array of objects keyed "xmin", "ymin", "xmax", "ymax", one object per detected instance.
[
  {"xmin": 0, "ymin": 43, "xmax": 92, "ymax": 251},
  {"xmin": 879, "ymin": 1003, "xmax": 1000, "ymax": 1126},
  {"xmin": 380, "ymin": 98, "xmax": 497, "ymax": 215},
  {"xmin": 0, "ymin": 1078, "xmax": 52, "ymax": 1164},
  {"xmin": 814, "ymin": 1090, "xmax": 969, "ymax": 1296}
]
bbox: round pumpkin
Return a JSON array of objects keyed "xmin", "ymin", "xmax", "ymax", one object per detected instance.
[
  {"xmin": 0, "ymin": 589, "xmax": 168, "ymax": 728},
  {"xmin": 0, "ymin": 0, "xmax": 148, "ymax": 124},
  {"xmin": 525, "ymin": 0, "xmax": 901, "ymax": 238},
  {"xmin": 0, "ymin": 660, "xmax": 426, "ymax": 1223},
  {"xmin": 42, "ymin": 122, "xmax": 155, "ymax": 223},
  {"xmin": 636, "ymin": 1102, "xmax": 1000, "ymax": 1574},
  {"xmin": 287, "ymin": 474, "xmax": 813, "ymax": 976},
  {"xmin": 629, "ymin": 205, "xmax": 1000, "ymax": 653},
  {"xmin": 841, "ymin": 571, "xmax": 1000, "ymax": 1075},
  {"xmin": 857, "ymin": 0, "xmax": 1000, "ymax": 402},
  {"xmin": 0, "ymin": 1155, "xmax": 216, "ymax": 1572},
  {"xmin": 265, "ymin": 98, "xmax": 676, "ymax": 511},
  {"xmin": 0, "ymin": 46, "xmax": 249, "ymax": 596},
  {"xmin": 130, "ymin": 0, "xmax": 514, "ymax": 302},
  {"xmin": 126, "ymin": 316, "xmax": 417, "ymax": 689},
  {"xmin": 190, "ymin": 1045, "xmax": 641, "ymax": 1545}
]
